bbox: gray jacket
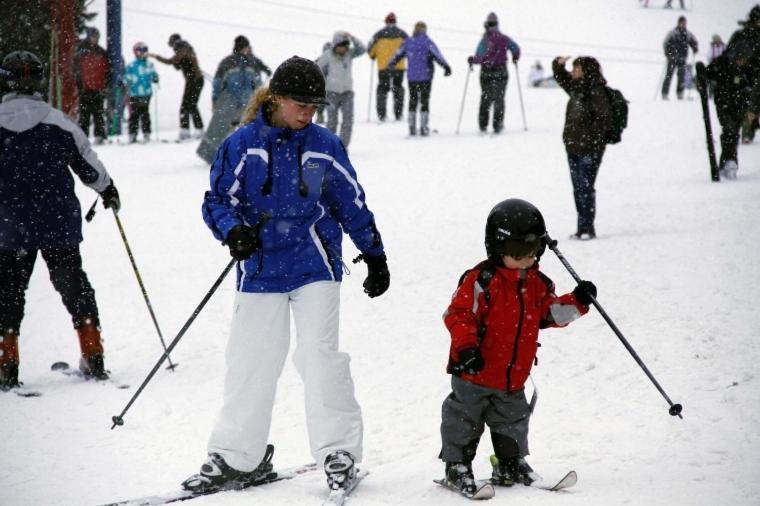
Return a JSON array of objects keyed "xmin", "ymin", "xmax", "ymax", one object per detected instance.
[{"xmin": 316, "ymin": 36, "xmax": 366, "ymax": 93}]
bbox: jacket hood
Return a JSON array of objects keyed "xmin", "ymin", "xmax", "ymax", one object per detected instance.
[{"xmin": 0, "ymin": 94, "xmax": 49, "ymax": 133}]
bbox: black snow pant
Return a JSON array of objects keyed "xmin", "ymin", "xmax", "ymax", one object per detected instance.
[
  {"xmin": 662, "ymin": 59, "xmax": 687, "ymax": 98},
  {"xmin": 440, "ymin": 376, "xmax": 532, "ymax": 464},
  {"xmin": 714, "ymin": 95, "xmax": 744, "ymax": 166},
  {"xmin": 181, "ymin": 77, "xmax": 204, "ymax": 130},
  {"xmin": 376, "ymin": 69, "xmax": 405, "ymax": 121},
  {"xmin": 128, "ymin": 96, "xmax": 152, "ymax": 136},
  {"xmin": 0, "ymin": 248, "xmax": 98, "ymax": 333},
  {"xmin": 78, "ymin": 90, "xmax": 107, "ymax": 139},
  {"xmin": 479, "ymin": 68, "xmax": 509, "ymax": 132}
]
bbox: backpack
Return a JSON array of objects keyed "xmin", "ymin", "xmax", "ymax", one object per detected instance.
[{"xmin": 603, "ymin": 86, "xmax": 628, "ymax": 144}]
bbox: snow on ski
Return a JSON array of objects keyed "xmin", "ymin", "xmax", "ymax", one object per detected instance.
[
  {"xmin": 100, "ymin": 462, "xmax": 318, "ymax": 506},
  {"xmin": 434, "ymin": 478, "xmax": 496, "ymax": 500},
  {"xmin": 526, "ymin": 470, "xmax": 578, "ymax": 491},
  {"xmin": 322, "ymin": 469, "xmax": 369, "ymax": 506},
  {"xmin": 50, "ymin": 361, "xmax": 130, "ymax": 389}
]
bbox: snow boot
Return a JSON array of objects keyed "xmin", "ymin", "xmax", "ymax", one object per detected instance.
[
  {"xmin": 420, "ymin": 112, "xmax": 430, "ymax": 136},
  {"xmin": 0, "ymin": 329, "xmax": 20, "ymax": 390},
  {"xmin": 75, "ymin": 317, "xmax": 109, "ymax": 380},
  {"xmin": 720, "ymin": 160, "xmax": 738, "ymax": 180},
  {"xmin": 143, "ymin": 132, "xmax": 151, "ymax": 143},
  {"xmin": 324, "ymin": 450, "xmax": 357, "ymax": 491},
  {"xmin": 178, "ymin": 128, "xmax": 191, "ymax": 141},
  {"xmin": 128, "ymin": 133, "xmax": 138, "ymax": 144},
  {"xmin": 408, "ymin": 112, "xmax": 417, "ymax": 136},
  {"xmin": 182, "ymin": 444, "xmax": 275, "ymax": 493},
  {"xmin": 490, "ymin": 454, "xmax": 538, "ymax": 486},
  {"xmin": 444, "ymin": 461, "xmax": 477, "ymax": 495}
]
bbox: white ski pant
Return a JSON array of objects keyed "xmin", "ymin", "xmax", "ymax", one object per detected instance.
[{"xmin": 207, "ymin": 281, "xmax": 363, "ymax": 472}]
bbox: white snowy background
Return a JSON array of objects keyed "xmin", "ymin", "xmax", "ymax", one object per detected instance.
[{"xmin": 2, "ymin": 0, "xmax": 759, "ymax": 505}]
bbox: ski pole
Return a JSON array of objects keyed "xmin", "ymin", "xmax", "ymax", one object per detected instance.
[
  {"xmin": 455, "ymin": 65, "xmax": 472, "ymax": 135},
  {"xmin": 84, "ymin": 196, "xmax": 99, "ymax": 222},
  {"xmin": 153, "ymin": 82, "xmax": 159, "ymax": 142},
  {"xmin": 513, "ymin": 61, "xmax": 528, "ymax": 131},
  {"xmin": 367, "ymin": 59, "xmax": 374, "ymax": 122},
  {"xmin": 111, "ymin": 258, "xmax": 236, "ymax": 429},
  {"xmin": 545, "ymin": 234, "xmax": 684, "ymax": 419},
  {"xmin": 112, "ymin": 209, "xmax": 177, "ymax": 371}
]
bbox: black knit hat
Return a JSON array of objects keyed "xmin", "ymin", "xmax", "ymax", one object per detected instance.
[
  {"xmin": 234, "ymin": 35, "xmax": 250, "ymax": 53},
  {"xmin": 269, "ymin": 56, "xmax": 328, "ymax": 105}
]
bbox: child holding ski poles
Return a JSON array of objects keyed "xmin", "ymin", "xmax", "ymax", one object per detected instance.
[{"xmin": 438, "ymin": 198, "xmax": 596, "ymax": 497}]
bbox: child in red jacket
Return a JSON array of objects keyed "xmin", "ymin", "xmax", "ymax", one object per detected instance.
[{"xmin": 439, "ymin": 198, "xmax": 596, "ymax": 495}]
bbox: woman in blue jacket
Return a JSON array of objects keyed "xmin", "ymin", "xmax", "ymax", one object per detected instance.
[
  {"xmin": 185, "ymin": 56, "xmax": 390, "ymax": 496},
  {"xmin": 388, "ymin": 21, "xmax": 451, "ymax": 136}
]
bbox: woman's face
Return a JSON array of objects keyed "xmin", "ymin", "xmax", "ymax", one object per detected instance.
[
  {"xmin": 571, "ymin": 63, "xmax": 584, "ymax": 80},
  {"xmin": 272, "ymin": 97, "xmax": 319, "ymax": 130}
]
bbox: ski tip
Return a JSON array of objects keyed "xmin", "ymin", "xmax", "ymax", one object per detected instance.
[{"xmin": 51, "ymin": 361, "xmax": 70, "ymax": 371}]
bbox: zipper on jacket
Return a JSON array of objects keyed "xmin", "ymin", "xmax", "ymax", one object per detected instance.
[
  {"xmin": 506, "ymin": 272, "xmax": 526, "ymax": 391},
  {"xmin": 314, "ymin": 227, "xmax": 338, "ymax": 279}
]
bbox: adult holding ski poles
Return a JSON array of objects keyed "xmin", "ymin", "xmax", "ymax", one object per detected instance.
[
  {"xmin": 661, "ymin": 16, "xmax": 698, "ymax": 101},
  {"xmin": 0, "ymin": 51, "xmax": 121, "ymax": 390},
  {"xmin": 186, "ymin": 56, "xmax": 390, "ymax": 501},
  {"xmin": 467, "ymin": 12, "xmax": 521, "ymax": 135},
  {"xmin": 368, "ymin": 12, "xmax": 408, "ymax": 122}
]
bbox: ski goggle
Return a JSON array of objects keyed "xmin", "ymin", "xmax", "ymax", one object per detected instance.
[{"xmin": 134, "ymin": 45, "xmax": 148, "ymax": 54}]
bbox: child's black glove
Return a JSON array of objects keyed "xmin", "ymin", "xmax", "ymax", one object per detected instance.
[
  {"xmin": 226, "ymin": 225, "xmax": 261, "ymax": 261},
  {"xmin": 573, "ymin": 280, "xmax": 597, "ymax": 306},
  {"xmin": 357, "ymin": 254, "xmax": 390, "ymax": 298},
  {"xmin": 99, "ymin": 183, "xmax": 121, "ymax": 212},
  {"xmin": 458, "ymin": 347, "xmax": 484, "ymax": 375}
]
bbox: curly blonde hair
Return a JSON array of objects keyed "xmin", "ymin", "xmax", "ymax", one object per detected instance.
[{"xmin": 240, "ymin": 87, "xmax": 278, "ymax": 124}]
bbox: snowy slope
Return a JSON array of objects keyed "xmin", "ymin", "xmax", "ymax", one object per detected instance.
[{"xmin": 2, "ymin": 1, "xmax": 759, "ymax": 505}]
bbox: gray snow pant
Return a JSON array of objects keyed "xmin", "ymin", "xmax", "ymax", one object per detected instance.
[
  {"xmin": 326, "ymin": 90, "xmax": 355, "ymax": 148},
  {"xmin": 440, "ymin": 376, "xmax": 532, "ymax": 463}
]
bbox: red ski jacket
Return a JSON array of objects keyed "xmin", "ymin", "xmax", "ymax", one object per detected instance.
[{"xmin": 444, "ymin": 262, "xmax": 588, "ymax": 392}]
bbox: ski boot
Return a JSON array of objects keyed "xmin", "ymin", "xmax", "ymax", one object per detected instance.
[
  {"xmin": 720, "ymin": 160, "xmax": 738, "ymax": 180},
  {"xmin": 408, "ymin": 112, "xmax": 417, "ymax": 136},
  {"xmin": 0, "ymin": 329, "xmax": 20, "ymax": 390},
  {"xmin": 324, "ymin": 450, "xmax": 357, "ymax": 491},
  {"xmin": 178, "ymin": 128, "xmax": 191, "ymax": 141},
  {"xmin": 76, "ymin": 317, "xmax": 109, "ymax": 380},
  {"xmin": 182, "ymin": 444, "xmax": 275, "ymax": 493},
  {"xmin": 444, "ymin": 461, "xmax": 477, "ymax": 495},
  {"xmin": 128, "ymin": 133, "xmax": 138, "ymax": 144},
  {"xmin": 490, "ymin": 454, "xmax": 538, "ymax": 486}
]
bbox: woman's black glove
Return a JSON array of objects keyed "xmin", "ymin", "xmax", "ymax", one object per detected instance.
[
  {"xmin": 356, "ymin": 254, "xmax": 390, "ymax": 298},
  {"xmin": 226, "ymin": 225, "xmax": 261, "ymax": 261},
  {"xmin": 573, "ymin": 280, "xmax": 597, "ymax": 306},
  {"xmin": 458, "ymin": 347, "xmax": 484, "ymax": 375},
  {"xmin": 99, "ymin": 183, "xmax": 121, "ymax": 212}
]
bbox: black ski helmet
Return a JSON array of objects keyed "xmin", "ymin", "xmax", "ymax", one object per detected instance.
[
  {"xmin": 485, "ymin": 198, "xmax": 547, "ymax": 258},
  {"xmin": 1, "ymin": 51, "xmax": 45, "ymax": 95}
]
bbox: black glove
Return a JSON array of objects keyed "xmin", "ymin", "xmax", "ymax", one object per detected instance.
[
  {"xmin": 360, "ymin": 254, "xmax": 390, "ymax": 298},
  {"xmin": 99, "ymin": 183, "xmax": 121, "ymax": 212},
  {"xmin": 226, "ymin": 225, "xmax": 261, "ymax": 261},
  {"xmin": 458, "ymin": 347, "xmax": 484, "ymax": 375},
  {"xmin": 573, "ymin": 280, "xmax": 597, "ymax": 306},
  {"xmin": 443, "ymin": 65, "xmax": 452, "ymax": 77}
]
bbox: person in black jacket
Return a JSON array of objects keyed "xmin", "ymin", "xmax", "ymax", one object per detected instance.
[
  {"xmin": 0, "ymin": 51, "xmax": 121, "ymax": 389},
  {"xmin": 151, "ymin": 33, "xmax": 205, "ymax": 140},
  {"xmin": 661, "ymin": 16, "xmax": 698, "ymax": 100},
  {"xmin": 553, "ymin": 56, "xmax": 613, "ymax": 240}
]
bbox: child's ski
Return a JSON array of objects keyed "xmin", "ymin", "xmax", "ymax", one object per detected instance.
[
  {"xmin": 525, "ymin": 470, "xmax": 577, "ymax": 491},
  {"xmin": 51, "ymin": 361, "xmax": 130, "ymax": 389},
  {"xmin": 434, "ymin": 478, "xmax": 495, "ymax": 500}
]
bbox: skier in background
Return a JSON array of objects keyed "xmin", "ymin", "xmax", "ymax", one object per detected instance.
[
  {"xmin": 438, "ymin": 198, "xmax": 595, "ymax": 496},
  {"xmin": 74, "ymin": 27, "xmax": 111, "ymax": 144},
  {"xmin": 368, "ymin": 12, "xmax": 408, "ymax": 122},
  {"xmin": 316, "ymin": 31, "xmax": 366, "ymax": 148},
  {"xmin": 467, "ymin": 12, "xmax": 521, "ymax": 134},
  {"xmin": 184, "ymin": 56, "xmax": 390, "ymax": 497},
  {"xmin": 150, "ymin": 33, "xmax": 205, "ymax": 140},
  {"xmin": 124, "ymin": 42, "xmax": 159, "ymax": 144},
  {"xmin": 661, "ymin": 16, "xmax": 698, "ymax": 100},
  {"xmin": 314, "ymin": 41, "xmax": 332, "ymax": 124},
  {"xmin": 0, "ymin": 51, "xmax": 121, "ymax": 390},
  {"xmin": 387, "ymin": 21, "xmax": 452, "ymax": 136}
]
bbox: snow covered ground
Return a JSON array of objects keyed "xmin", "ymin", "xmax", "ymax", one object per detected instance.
[{"xmin": 2, "ymin": 1, "xmax": 760, "ymax": 505}]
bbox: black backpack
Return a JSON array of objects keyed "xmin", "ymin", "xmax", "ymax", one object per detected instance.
[{"xmin": 603, "ymin": 86, "xmax": 628, "ymax": 144}]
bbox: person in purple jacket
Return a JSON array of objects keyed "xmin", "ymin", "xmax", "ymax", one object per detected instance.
[
  {"xmin": 468, "ymin": 12, "xmax": 521, "ymax": 134},
  {"xmin": 388, "ymin": 21, "xmax": 452, "ymax": 136}
]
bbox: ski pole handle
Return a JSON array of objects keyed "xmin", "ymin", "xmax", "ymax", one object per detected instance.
[
  {"xmin": 545, "ymin": 235, "xmax": 683, "ymax": 419},
  {"xmin": 85, "ymin": 197, "xmax": 99, "ymax": 222}
]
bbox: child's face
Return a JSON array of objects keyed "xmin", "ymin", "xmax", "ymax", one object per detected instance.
[
  {"xmin": 272, "ymin": 97, "xmax": 319, "ymax": 130},
  {"xmin": 502, "ymin": 254, "xmax": 536, "ymax": 270}
]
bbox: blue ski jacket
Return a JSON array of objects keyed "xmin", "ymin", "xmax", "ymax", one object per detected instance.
[
  {"xmin": 202, "ymin": 107, "xmax": 385, "ymax": 293},
  {"xmin": 0, "ymin": 94, "xmax": 112, "ymax": 250},
  {"xmin": 124, "ymin": 58, "xmax": 159, "ymax": 98}
]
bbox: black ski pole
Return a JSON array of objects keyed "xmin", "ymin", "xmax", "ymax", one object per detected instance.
[
  {"xmin": 112, "ymin": 209, "xmax": 177, "ymax": 371},
  {"xmin": 695, "ymin": 62, "xmax": 720, "ymax": 182},
  {"xmin": 546, "ymin": 235, "xmax": 683, "ymax": 419},
  {"xmin": 111, "ymin": 258, "xmax": 236, "ymax": 429},
  {"xmin": 85, "ymin": 197, "xmax": 99, "ymax": 222},
  {"xmin": 513, "ymin": 61, "xmax": 528, "ymax": 131}
]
